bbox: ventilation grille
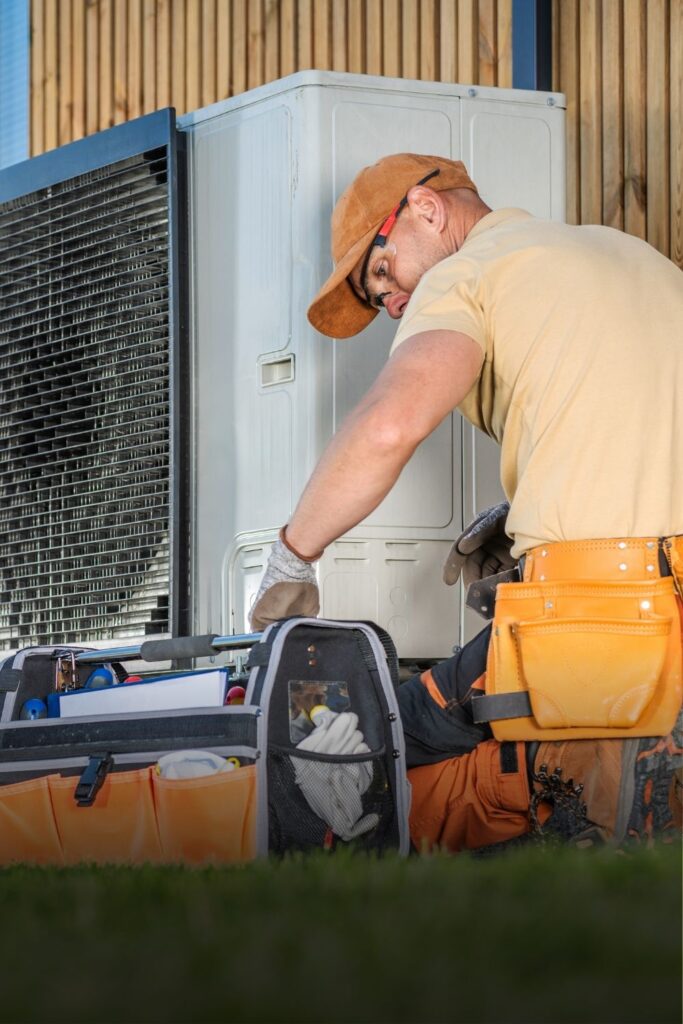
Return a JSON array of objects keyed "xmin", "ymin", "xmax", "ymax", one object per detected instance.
[{"xmin": 0, "ymin": 144, "xmax": 179, "ymax": 648}]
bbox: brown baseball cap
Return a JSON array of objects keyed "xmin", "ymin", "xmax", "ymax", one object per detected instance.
[{"xmin": 307, "ymin": 153, "xmax": 478, "ymax": 339}]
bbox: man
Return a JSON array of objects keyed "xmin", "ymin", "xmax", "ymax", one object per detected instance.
[{"xmin": 250, "ymin": 153, "xmax": 683, "ymax": 851}]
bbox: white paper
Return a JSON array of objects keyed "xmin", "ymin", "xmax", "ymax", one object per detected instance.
[{"xmin": 57, "ymin": 669, "xmax": 229, "ymax": 719}]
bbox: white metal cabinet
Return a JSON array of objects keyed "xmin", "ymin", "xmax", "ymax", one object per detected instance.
[{"xmin": 180, "ymin": 71, "xmax": 565, "ymax": 659}]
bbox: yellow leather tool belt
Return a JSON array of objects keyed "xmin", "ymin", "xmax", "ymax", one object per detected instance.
[{"xmin": 472, "ymin": 537, "xmax": 683, "ymax": 741}]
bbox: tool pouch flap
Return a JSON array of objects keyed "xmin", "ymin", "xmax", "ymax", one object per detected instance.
[{"xmin": 481, "ymin": 578, "xmax": 682, "ymax": 741}]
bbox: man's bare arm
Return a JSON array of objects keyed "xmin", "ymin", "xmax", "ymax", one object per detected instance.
[{"xmin": 286, "ymin": 330, "xmax": 484, "ymax": 556}]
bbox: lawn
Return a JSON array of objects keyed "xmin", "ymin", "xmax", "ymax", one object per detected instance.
[{"xmin": 0, "ymin": 842, "xmax": 680, "ymax": 1024}]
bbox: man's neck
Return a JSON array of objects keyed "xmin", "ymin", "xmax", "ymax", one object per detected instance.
[{"xmin": 444, "ymin": 193, "xmax": 492, "ymax": 254}]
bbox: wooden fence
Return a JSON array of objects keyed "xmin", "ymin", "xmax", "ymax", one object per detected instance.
[{"xmin": 30, "ymin": 0, "xmax": 682, "ymax": 266}]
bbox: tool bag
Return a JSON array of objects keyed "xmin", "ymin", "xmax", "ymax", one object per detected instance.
[
  {"xmin": 0, "ymin": 619, "xmax": 409, "ymax": 865},
  {"xmin": 245, "ymin": 617, "xmax": 410, "ymax": 855}
]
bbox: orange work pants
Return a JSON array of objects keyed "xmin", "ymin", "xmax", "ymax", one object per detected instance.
[{"xmin": 408, "ymin": 739, "xmax": 531, "ymax": 853}]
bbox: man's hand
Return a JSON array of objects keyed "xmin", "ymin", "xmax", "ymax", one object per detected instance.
[
  {"xmin": 443, "ymin": 502, "xmax": 515, "ymax": 588},
  {"xmin": 249, "ymin": 535, "xmax": 319, "ymax": 632}
]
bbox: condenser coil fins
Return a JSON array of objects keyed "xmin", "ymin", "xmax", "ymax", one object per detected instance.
[{"xmin": 0, "ymin": 111, "xmax": 188, "ymax": 649}]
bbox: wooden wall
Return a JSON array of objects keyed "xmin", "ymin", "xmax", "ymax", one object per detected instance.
[
  {"xmin": 552, "ymin": 0, "xmax": 682, "ymax": 265},
  {"xmin": 29, "ymin": 0, "xmax": 682, "ymax": 266}
]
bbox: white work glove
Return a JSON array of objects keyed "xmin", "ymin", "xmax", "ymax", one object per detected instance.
[
  {"xmin": 249, "ymin": 533, "xmax": 320, "ymax": 631},
  {"xmin": 443, "ymin": 501, "xmax": 516, "ymax": 587},
  {"xmin": 290, "ymin": 712, "xmax": 380, "ymax": 841}
]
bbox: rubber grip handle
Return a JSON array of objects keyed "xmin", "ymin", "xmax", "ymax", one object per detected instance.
[{"xmin": 139, "ymin": 634, "xmax": 218, "ymax": 662}]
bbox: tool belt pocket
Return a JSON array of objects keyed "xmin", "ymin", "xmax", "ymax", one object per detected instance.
[{"xmin": 475, "ymin": 578, "xmax": 682, "ymax": 741}]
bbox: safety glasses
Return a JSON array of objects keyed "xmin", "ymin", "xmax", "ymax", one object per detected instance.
[{"xmin": 359, "ymin": 168, "xmax": 440, "ymax": 308}]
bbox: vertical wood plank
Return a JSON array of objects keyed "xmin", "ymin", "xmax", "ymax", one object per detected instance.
[
  {"xmin": 313, "ymin": 0, "xmax": 330, "ymax": 70},
  {"xmin": 332, "ymin": 0, "xmax": 347, "ymax": 70},
  {"xmin": 298, "ymin": 0, "xmax": 313, "ymax": 68},
  {"xmin": 646, "ymin": 0, "xmax": 670, "ymax": 255},
  {"xmin": 551, "ymin": 0, "xmax": 560, "ymax": 91},
  {"xmin": 496, "ymin": 0, "xmax": 512, "ymax": 87},
  {"xmin": 186, "ymin": 0, "xmax": 201, "ymax": 109},
  {"xmin": 280, "ymin": 0, "xmax": 296, "ymax": 76},
  {"xmin": 127, "ymin": 0, "xmax": 143, "ymax": 120},
  {"xmin": 457, "ymin": 0, "xmax": 477, "ymax": 84},
  {"xmin": 171, "ymin": 0, "xmax": 186, "ymax": 111},
  {"xmin": 440, "ymin": 0, "xmax": 457, "ymax": 83},
  {"xmin": 156, "ymin": 0, "xmax": 171, "ymax": 109},
  {"xmin": 44, "ymin": 0, "xmax": 58, "ymax": 151},
  {"xmin": 202, "ymin": 0, "xmax": 217, "ymax": 104},
  {"xmin": 58, "ymin": 0, "xmax": 73, "ymax": 145},
  {"xmin": 670, "ymin": 0, "xmax": 683, "ymax": 266},
  {"xmin": 558, "ymin": 0, "xmax": 580, "ymax": 223},
  {"xmin": 216, "ymin": 0, "xmax": 231, "ymax": 98},
  {"xmin": 142, "ymin": 0, "xmax": 156, "ymax": 113},
  {"xmin": 265, "ymin": 0, "xmax": 280, "ymax": 80},
  {"xmin": 579, "ymin": 0, "xmax": 601, "ymax": 224},
  {"xmin": 402, "ymin": 0, "xmax": 418, "ymax": 78},
  {"xmin": 99, "ymin": 0, "xmax": 114, "ymax": 130},
  {"xmin": 348, "ymin": 0, "xmax": 364, "ymax": 72},
  {"xmin": 232, "ymin": 0, "xmax": 247, "ymax": 90},
  {"xmin": 114, "ymin": 0, "xmax": 128, "ymax": 123},
  {"xmin": 366, "ymin": 0, "xmax": 383, "ymax": 75},
  {"xmin": 72, "ymin": 0, "xmax": 86, "ymax": 142},
  {"xmin": 86, "ymin": 0, "xmax": 100, "ymax": 134},
  {"xmin": 623, "ymin": 0, "xmax": 647, "ymax": 239},
  {"xmin": 248, "ymin": 0, "xmax": 264, "ymax": 87},
  {"xmin": 31, "ymin": 0, "xmax": 45, "ymax": 155},
  {"xmin": 601, "ymin": 0, "xmax": 624, "ymax": 229},
  {"xmin": 420, "ymin": 0, "xmax": 438, "ymax": 80},
  {"xmin": 382, "ymin": 0, "xmax": 400, "ymax": 77},
  {"xmin": 478, "ymin": 0, "xmax": 496, "ymax": 86}
]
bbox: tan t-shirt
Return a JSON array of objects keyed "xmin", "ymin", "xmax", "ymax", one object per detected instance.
[{"xmin": 391, "ymin": 209, "xmax": 683, "ymax": 556}]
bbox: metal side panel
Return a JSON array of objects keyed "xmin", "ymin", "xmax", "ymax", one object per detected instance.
[{"xmin": 460, "ymin": 95, "xmax": 566, "ymax": 220}]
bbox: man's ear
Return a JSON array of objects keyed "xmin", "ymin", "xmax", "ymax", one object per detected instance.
[{"xmin": 405, "ymin": 185, "xmax": 447, "ymax": 233}]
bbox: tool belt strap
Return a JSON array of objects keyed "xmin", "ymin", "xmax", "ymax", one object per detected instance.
[
  {"xmin": 471, "ymin": 692, "xmax": 532, "ymax": 724},
  {"xmin": 521, "ymin": 535, "xmax": 682, "ymax": 583}
]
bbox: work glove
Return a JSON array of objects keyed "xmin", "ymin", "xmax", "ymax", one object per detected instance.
[
  {"xmin": 249, "ymin": 533, "xmax": 320, "ymax": 631},
  {"xmin": 290, "ymin": 711, "xmax": 380, "ymax": 841},
  {"xmin": 443, "ymin": 502, "xmax": 518, "ymax": 619},
  {"xmin": 443, "ymin": 501, "xmax": 515, "ymax": 587}
]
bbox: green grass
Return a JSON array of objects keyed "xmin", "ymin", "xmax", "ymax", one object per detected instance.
[{"xmin": 0, "ymin": 843, "xmax": 680, "ymax": 1024}]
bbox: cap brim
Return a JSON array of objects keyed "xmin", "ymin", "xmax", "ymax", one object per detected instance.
[{"xmin": 307, "ymin": 222, "xmax": 381, "ymax": 339}]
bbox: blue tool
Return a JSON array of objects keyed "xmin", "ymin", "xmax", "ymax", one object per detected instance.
[
  {"xmin": 20, "ymin": 698, "xmax": 48, "ymax": 720},
  {"xmin": 83, "ymin": 666, "xmax": 116, "ymax": 690}
]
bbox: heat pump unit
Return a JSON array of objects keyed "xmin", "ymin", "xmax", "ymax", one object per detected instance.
[
  {"xmin": 181, "ymin": 72, "xmax": 565, "ymax": 660},
  {"xmin": 0, "ymin": 72, "xmax": 565, "ymax": 661}
]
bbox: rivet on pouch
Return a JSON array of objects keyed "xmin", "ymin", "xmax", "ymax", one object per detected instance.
[
  {"xmin": 619, "ymin": 563, "xmax": 628, "ymax": 571},
  {"xmin": 545, "ymin": 601, "xmax": 553, "ymax": 609},
  {"xmin": 640, "ymin": 600, "xmax": 651, "ymax": 610},
  {"xmin": 618, "ymin": 541, "xmax": 627, "ymax": 549},
  {"xmin": 646, "ymin": 564, "xmax": 655, "ymax": 572}
]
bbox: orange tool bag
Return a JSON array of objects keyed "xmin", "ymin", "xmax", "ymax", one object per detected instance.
[
  {"xmin": 0, "ymin": 620, "xmax": 410, "ymax": 866},
  {"xmin": 471, "ymin": 537, "xmax": 683, "ymax": 742}
]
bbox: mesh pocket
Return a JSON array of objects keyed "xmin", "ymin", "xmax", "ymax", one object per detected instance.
[{"xmin": 267, "ymin": 749, "xmax": 397, "ymax": 854}]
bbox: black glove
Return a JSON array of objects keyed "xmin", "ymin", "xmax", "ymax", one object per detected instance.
[{"xmin": 443, "ymin": 502, "xmax": 516, "ymax": 588}]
